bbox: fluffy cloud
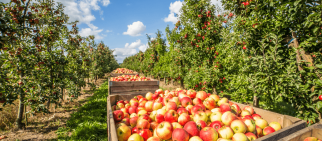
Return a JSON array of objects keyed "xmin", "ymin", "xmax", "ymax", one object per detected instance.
[
  {"xmin": 125, "ymin": 39, "xmax": 143, "ymax": 49},
  {"xmin": 106, "ymin": 30, "xmax": 112, "ymax": 33},
  {"xmin": 164, "ymin": 1, "xmax": 183, "ymax": 24},
  {"xmin": 54, "ymin": 0, "xmax": 110, "ymax": 39},
  {"xmin": 210, "ymin": 0, "xmax": 222, "ymax": 6},
  {"xmin": 138, "ymin": 44, "xmax": 148, "ymax": 52},
  {"xmin": 113, "ymin": 48, "xmax": 138, "ymax": 63},
  {"xmin": 123, "ymin": 21, "xmax": 146, "ymax": 36}
]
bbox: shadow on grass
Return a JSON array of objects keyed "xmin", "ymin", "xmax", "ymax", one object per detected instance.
[{"xmin": 54, "ymin": 81, "xmax": 109, "ymax": 141}]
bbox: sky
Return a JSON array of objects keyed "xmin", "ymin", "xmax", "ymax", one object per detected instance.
[{"xmin": 0, "ymin": 0, "xmax": 222, "ymax": 63}]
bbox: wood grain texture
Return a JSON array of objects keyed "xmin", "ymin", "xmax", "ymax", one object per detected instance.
[{"xmin": 278, "ymin": 123, "xmax": 322, "ymax": 141}]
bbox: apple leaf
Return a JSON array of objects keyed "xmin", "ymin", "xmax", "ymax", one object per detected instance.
[{"xmin": 317, "ymin": 101, "xmax": 322, "ymax": 111}]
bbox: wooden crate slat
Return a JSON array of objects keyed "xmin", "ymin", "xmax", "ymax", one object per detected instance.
[
  {"xmin": 109, "ymin": 80, "xmax": 159, "ymax": 86},
  {"xmin": 110, "ymin": 85, "xmax": 159, "ymax": 93},
  {"xmin": 109, "ymin": 91, "xmax": 153, "ymax": 95}
]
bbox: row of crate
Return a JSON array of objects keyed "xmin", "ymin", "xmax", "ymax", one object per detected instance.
[{"xmin": 107, "ymin": 71, "xmax": 322, "ymax": 141}]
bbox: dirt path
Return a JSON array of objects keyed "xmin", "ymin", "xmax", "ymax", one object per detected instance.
[{"xmin": 0, "ymin": 77, "xmax": 107, "ymax": 141}]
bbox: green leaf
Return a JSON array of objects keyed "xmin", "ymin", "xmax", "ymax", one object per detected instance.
[{"xmin": 317, "ymin": 101, "xmax": 322, "ymax": 111}]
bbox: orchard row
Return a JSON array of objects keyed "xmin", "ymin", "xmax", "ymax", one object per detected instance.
[
  {"xmin": 0, "ymin": 0, "xmax": 118, "ymax": 129},
  {"xmin": 121, "ymin": 0, "xmax": 322, "ymax": 124}
]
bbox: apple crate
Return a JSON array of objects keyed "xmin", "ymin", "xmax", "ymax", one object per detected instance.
[
  {"xmin": 108, "ymin": 78, "xmax": 159, "ymax": 95},
  {"xmin": 277, "ymin": 123, "xmax": 322, "ymax": 141},
  {"xmin": 110, "ymin": 72, "xmax": 139, "ymax": 77},
  {"xmin": 107, "ymin": 93, "xmax": 306, "ymax": 141}
]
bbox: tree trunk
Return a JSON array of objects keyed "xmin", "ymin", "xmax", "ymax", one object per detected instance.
[
  {"xmin": 16, "ymin": 86, "xmax": 25, "ymax": 129},
  {"xmin": 253, "ymin": 95, "xmax": 259, "ymax": 107},
  {"xmin": 180, "ymin": 79, "xmax": 184, "ymax": 89}
]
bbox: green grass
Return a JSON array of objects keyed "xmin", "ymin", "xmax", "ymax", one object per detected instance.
[{"xmin": 55, "ymin": 81, "xmax": 109, "ymax": 141}]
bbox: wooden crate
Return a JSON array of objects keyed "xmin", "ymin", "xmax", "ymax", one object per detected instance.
[
  {"xmin": 278, "ymin": 123, "xmax": 322, "ymax": 141},
  {"xmin": 110, "ymin": 72, "xmax": 138, "ymax": 77},
  {"xmin": 107, "ymin": 93, "xmax": 306, "ymax": 141},
  {"xmin": 108, "ymin": 78, "xmax": 159, "ymax": 95}
]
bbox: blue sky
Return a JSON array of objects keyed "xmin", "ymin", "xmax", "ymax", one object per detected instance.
[{"xmin": 0, "ymin": 0, "xmax": 222, "ymax": 63}]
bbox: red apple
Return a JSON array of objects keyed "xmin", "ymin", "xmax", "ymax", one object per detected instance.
[
  {"xmin": 156, "ymin": 121, "xmax": 173, "ymax": 140},
  {"xmin": 245, "ymin": 132, "xmax": 257, "ymax": 141},
  {"xmin": 130, "ymin": 98, "xmax": 139, "ymax": 106},
  {"xmin": 181, "ymin": 97, "xmax": 193, "ymax": 108},
  {"xmin": 155, "ymin": 97, "xmax": 163, "ymax": 103},
  {"xmin": 146, "ymin": 92, "xmax": 153, "ymax": 100},
  {"xmin": 184, "ymin": 121, "xmax": 200, "ymax": 137},
  {"xmin": 186, "ymin": 105, "xmax": 193, "ymax": 115},
  {"xmin": 150, "ymin": 122, "xmax": 159, "ymax": 130},
  {"xmin": 187, "ymin": 89, "xmax": 197, "ymax": 99},
  {"xmin": 240, "ymin": 110, "xmax": 251, "ymax": 117},
  {"xmin": 269, "ymin": 122, "xmax": 282, "ymax": 131},
  {"xmin": 243, "ymin": 106, "xmax": 254, "ymax": 115},
  {"xmin": 211, "ymin": 108, "xmax": 222, "ymax": 113},
  {"xmin": 113, "ymin": 110, "xmax": 124, "ymax": 122},
  {"xmin": 232, "ymin": 133, "xmax": 248, "ymax": 141},
  {"xmin": 218, "ymin": 126, "xmax": 234, "ymax": 139},
  {"xmin": 196, "ymin": 91, "xmax": 208, "ymax": 101},
  {"xmin": 303, "ymin": 137, "xmax": 320, "ymax": 141},
  {"xmin": 255, "ymin": 125, "xmax": 263, "ymax": 137},
  {"xmin": 172, "ymin": 128, "xmax": 190, "ymax": 141},
  {"xmin": 139, "ymin": 99, "xmax": 147, "ymax": 107},
  {"xmin": 139, "ymin": 114, "xmax": 152, "ymax": 122},
  {"xmin": 121, "ymin": 118, "xmax": 130, "ymax": 126},
  {"xmin": 200, "ymin": 127, "xmax": 219, "ymax": 141},
  {"xmin": 128, "ymin": 133, "xmax": 144, "ymax": 141},
  {"xmin": 191, "ymin": 105, "xmax": 204, "ymax": 115},
  {"xmin": 193, "ymin": 98, "xmax": 203, "ymax": 105},
  {"xmin": 137, "ymin": 119, "xmax": 150, "ymax": 129},
  {"xmin": 177, "ymin": 107, "xmax": 189, "ymax": 115},
  {"xmin": 193, "ymin": 111, "xmax": 208, "ymax": 123},
  {"xmin": 153, "ymin": 102, "xmax": 163, "ymax": 111},
  {"xmin": 263, "ymin": 126, "xmax": 275, "ymax": 135},
  {"xmin": 172, "ymin": 122, "xmax": 183, "ymax": 129},
  {"xmin": 189, "ymin": 136, "xmax": 203, "ymax": 141},
  {"xmin": 203, "ymin": 98, "xmax": 216, "ymax": 110},
  {"xmin": 125, "ymin": 103, "xmax": 131, "ymax": 109},
  {"xmin": 230, "ymin": 120, "xmax": 247, "ymax": 133},
  {"xmin": 219, "ymin": 103, "xmax": 231, "ymax": 113},
  {"xmin": 129, "ymin": 106, "xmax": 137, "ymax": 114},
  {"xmin": 196, "ymin": 104, "xmax": 206, "ymax": 111},
  {"xmin": 117, "ymin": 103, "xmax": 125, "ymax": 108},
  {"xmin": 209, "ymin": 94, "xmax": 220, "ymax": 102},
  {"xmin": 145, "ymin": 101, "xmax": 154, "ymax": 112},
  {"xmin": 138, "ymin": 129, "xmax": 152, "ymax": 141},
  {"xmin": 132, "ymin": 126, "xmax": 139, "ymax": 134},
  {"xmin": 117, "ymin": 125, "xmax": 132, "ymax": 141},
  {"xmin": 155, "ymin": 114, "xmax": 165, "ymax": 123},
  {"xmin": 210, "ymin": 121, "xmax": 224, "ymax": 131},
  {"xmin": 196, "ymin": 120, "xmax": 207, "ymax": 130},
  {"xmin": 164, "ymin": 110, "xmax": 179, "ymax": 123},
  {"xmin": 252, "ymin": 114, "xmax": 262, "ymax": 120},
  {"xmin": 178, "ymin": 113, "xmax": 190, "ymax": 126},
  {"xmin": 166, "ymin": 101, "xmax": 177, "ymax": 111},
  {"xmin": 155, "ymin": 89, "xmax": 164, "ymax": 95},
  {"xmin": 231, "ymin": 103, "xmax": 241, "ymax": 116},
  {"xmin": 120, "ymin": 108, "xmax": 128, "ymax": 115},
  {"xmin": 242, "ymin": 118, "xmax": 256, "ymax": 133},
  {"xmin": 221, "ymin": 111, "xmax": 237, "ymax": 126}
]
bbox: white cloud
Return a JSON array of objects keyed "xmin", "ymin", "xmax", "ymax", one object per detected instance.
[
  {"xmin": 210, "ymin": 0, "xmax": 222, "ymax": 6},
  {"xmin": 113, "ymin": 48, "xmax": 138, "ymax": 63},
  {"xmin": 106, "ymin": 30, "xmax": 112, "ymax": 33},
  {"xmin": 125, "ymin": 40, "xmax": 143, "ymax": 49},
  {"xmin": 54, "ymin": 0, "xmax": 110, "ymax": 40},
  {"xmin": 123, "ymin": 21, "xmax": 146, "ymax": 36},
  {"xmin": 164, "ymin": 1, "xmax": 183, "ymax": 24},
  {"xmin": 138, "ymin": 44, "xmax": 148, "ymax": 52}
]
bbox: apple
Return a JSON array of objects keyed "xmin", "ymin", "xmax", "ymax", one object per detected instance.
[
  {"xmin": 155, "ymin": 89, "xmax": 164, "ymax": 95},
  {"xmin": 209, "ymin": 121, "xmax": 224, "ymax": 131},
  {"xmin": 112, "ymin": 105, "xmax": 120, "ymax": 111},
  {"xmin": 138, "ymin": 129, "xmax": 152, "ymax": 141},
  {"xmin": 196, "ymin": 104, "xmax": 206, "ymax": 111},
  {"xmin": 195, "ymin": 120, "xmax": 207, "ymax": 130},
  {"xmin": 138, "ymin": 110, "xmax": 148, "ymax": 117},
  {"xmin": 200, "ymin": 127, "xmax": 219, "ymax": 141},
  {"xmin": 203, "ymin": 98, "xmax": 216, "ymax": 110},
  {"xmin": 130, "ymin": 113, "xmax": 138, "ymax": 118},
  {"xmin": 130, "ymin": 98, "xmax": 139, "ymax": 106},
  {"xmin": 255, "ymin": 118, "xmax": 268, "ymax": 129},
  {"xmin": 193, "ymin": 111, "xmax": 208, "ymax": 123},
  {"xmin": 172, "ymin": 122, "xmax": 183, "ymax": 129},
  {"xmin": 117, "ymin": 103, "xmax": 125, "ymax": 109},
  {"xmin": 196, "ymin": 91, "xmax": 208, "ymax": 101},
  {"xmin": 145, "ymin": 101, "xmax": 154, "ymax": 112},
  {"xmin": 303, "ymin": 137, "xmax": 320, "ymax": 141},
  {"xmin": 217, "ymin": 98, "xmax": 229, "ymax": 106},
  {"xmin": 231, "ymin": 104, "xmax": 241, "ymax": 116},
  {"xmin": 124, "ymin": 113, "xmax": 130, "ymax": 118},
  {"xmin": 149, "ymin": 111, "xmax": 157, "ymax": 121},
  {"xmin": 181, "ymin": 97, "xmax": 193, "ymax": 108},
  {"xmin": 205, "ymin": 110, "xmax": 212, "ymax": 118},
  {"xmin": 178, "ymin": 113, "xmax": 190, "ymax": 126},
  {"xmin": 220, "ymin": 103, "xmax": 231, "ymax": 113},
  {"xmin": 150, "ymin": 122, "xmax": 159, "ymax": 130},
  {"xmin": 255, "ymin": 125, "xmax": 263, "ymax": 137},
  {"xmin": 184, "ymin": 121, "xmax": 200, "ymax": 137},
  {"xmin": 189, "ymin": 136, "xmax": 203, "ymax": 141},
  {"xmin": 156, "ymin": 121, "xmax": 173, "ymax": 140},
  {"xmin": 221, "ymin": 111, "xmax": 237, "ymax": 126},
  {"xmin": 240, "ymin": 110, "xmax": 251, "ymax": 117},
  {"xmin": 245, "ymin": 132, "xmax": 257, "ymax": 141},
  {"xmin": 218, "ymin": 126, "xmax": 234, "ymax": 139},
  {"xmin": 116, "ymin": 123, "xmax": 127, "ymax": 129},
  {"xmin": 137, "ymin": 95, "xmax": 144, "ymax": 101},
  {"xmin": 210, "ymin": 111, "xmax": 222, "ymax": 122},
  {"xmin": 157, "ymin": 108, "xmax": 166, "ymax": 115},
  {"xmin": 121, "ymin": 118, "xmax": 130, "ymax": 126},
  {"xmin": 139, "ymin": 114, "xmax": 151, "ymax": 122},
  {"xmin": 269, "ymin": 122, "xmax": 282, "ymax": 131},
  {"xmin": 146, "ymin": 92, "xmax": 153, "ymax": 100},
  {"xmin": 263, "ymin": 126, "xmax": 275, "ymax": 135},
  {"xmin": 125, "ymin": 103, "xmax": 131, "ymax": 109},
  {"xmin": 152, "ymin": 94, "xmax": 159, "ymax": 100},
  {"xmin": 252, "ymin": 114, "xmax": 262, "ymax": 120},
  {"xmin": 137, "ymin": 119, "xmax": 150, "ymax": 129},
  {"xmin": 164, "ymin": 110, "xmax": 179, "ymax": 123},
  {"xmin": 211, "ymin": 108, "xmax": 222, "ymax": 113},
  {"xmin": 139, "ymin": 98, "xmax": 148, "ymax": 107},
  {"xmin": 243, "ymin": 106, "xmax": 254, "ymax": 115},
  {"xmin": 232, "ymin": 133, "xmax": 248, "ymax": 141},
  {"xmin": 171, "ymin": 97, "xmax": 180, "ymax": 106},
  {"xmin": 209, "ymin": 94, "xmax": 220, "ymax": 102},
  {"xmin": 243, "ymin": 115, "xmax": 254, "ymax": 120},
  {"xmin": 191, "ymin": 105, "xmax": 204, "ymax": 115},
  {"xmin": 166, "ymin": 101, "xmax": 177, "ymax": 111},
  {"xmin": 129, "ymin": 106, "xmax": 137, "ymax": 114},
  {"xmin": 217, "ymin": 138, "xmax": 232, "ymax": 141},
  {"xmin": 120, "ymin": 108, "xmax": 128, "ymax": 115},
  {"xmin": 155, "ymin": 97, "xmax": 164, "ymax": 104},
  {"xmin": 132, "ymin": 126, "xmax": 139, "ymax": 134},
  {"xmin": 172, "ymin": 128, "xmax": 190, "ymax": 141},
  {"xmin": 187, "ymin": 89, "xmax": 197, "ymax": 99},
  {"xmin": 186, "ymin": 105, "xmax": 193, "ymax": 115},
  {"xmin": 164, "ymin": 90, "xmax": 170, "ymax": 95},
  {"xmin": 177, "ymin": 107, "xmax": 188, "ymax": 115},
  {"xmin": 147, "ymin": 137, "xmax": 160, "ymax": 141},
  {"xmin": 117, "ymin": 100, "xmax": 125, "ymax": 105},
  {"xmin": 155, "ymin": 114, "xmax": 165, "ymax": 123},
  {"xmin": 113, "ymin": 110, "xmax": 124, "ymax": 122},
  {"xmin": 153, "ymin": 102, "xmax": 163, "ymax": 111},
  {"xmin": 193, "ymin": 98, "xmax": 203, "ymax": 105},
  {"xmin": 242, "ymin": 118, "xmax": 256, "ymax": 132},
  {"xmin": 230, "ymin": 120, "xmax": 247, "ymax": 133},
  {"xmin": 128, "ymin": 133, "xmax": 144, "ymax": 141},
  {"xmin": 124, "ymin": 100, "xmax": 129, "ymax": 104}
]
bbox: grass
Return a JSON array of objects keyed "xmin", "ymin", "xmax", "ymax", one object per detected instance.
[
  {"xmin": 0, "ymin": 101, "xmax": 18, "ymax": 131},
  {"xmin": 55, "ymin": 81, "xmax": 109, "ymax": 141}
]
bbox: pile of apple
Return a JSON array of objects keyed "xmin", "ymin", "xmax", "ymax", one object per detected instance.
[
  {"xmin": 112, "ymin": 89, "xmax": 282, "ymax": 141},
  {"xmin": 304, "ymin": 137, "xmax": 322, "ymax": 141},
  {"xmin": 110, "ymin": 74, "xmax": 151, "ymax": 82},
  {"xmin": 114, "ymin": 68, "xmax": 136, "ymax": 74}
]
